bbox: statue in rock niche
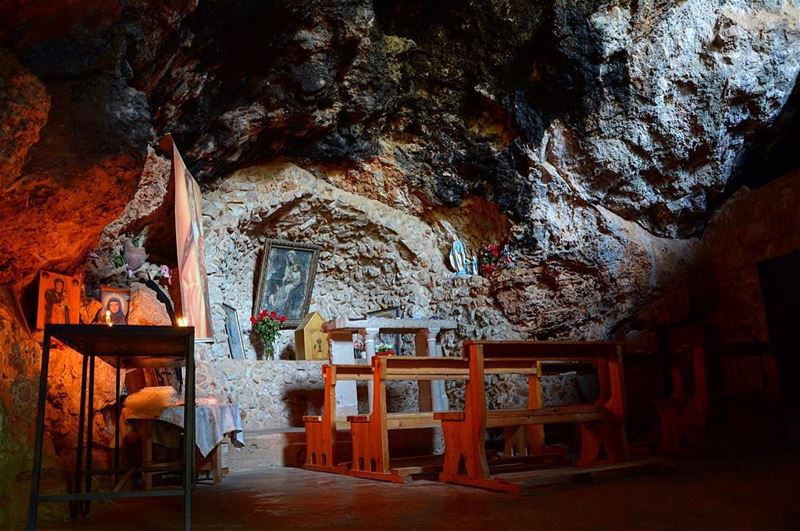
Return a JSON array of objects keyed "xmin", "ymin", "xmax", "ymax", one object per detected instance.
[{"xmin": 448, "ymin": 239, "xmax": 468, "ymax": 276}]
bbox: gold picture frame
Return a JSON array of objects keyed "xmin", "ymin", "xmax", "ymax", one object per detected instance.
[{"xmin": 254, "ymin": 239, "xmax": 321, "ymax": 329}]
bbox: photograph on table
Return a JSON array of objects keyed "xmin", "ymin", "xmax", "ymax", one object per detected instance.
[
  {"xmin": 255, "ymin": 239, "xmax": 321, "ymax": 329},
  {"xmin": 0, "ymin": 285, "xmax": 30, "ymax": 336},
  {"xmin": 95, "ymin": 286, "xmax": 131, "ymax": 325},
  {"xmin": 223, "ymin": 303, "xmax": 245, "ymax": 360},
  {"xmin": 36, "ymin": 271, "xmax": 81, "ymax": 329},
  {"xmin": 367, "ymin": 306, "xmax": 402, "ymax": 356}
]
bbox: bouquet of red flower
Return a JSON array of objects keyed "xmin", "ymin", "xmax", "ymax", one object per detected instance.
[
  {"xmin": 250, "ymin": 309, "xmax": 287, "ymax": 359},
  {"xmin": 376, "ymin": 343, "xmax": 396, "ymax": 356},
  {"xmin": 479, "ymin": 242, "xmax": 513, "ymax": 276}
]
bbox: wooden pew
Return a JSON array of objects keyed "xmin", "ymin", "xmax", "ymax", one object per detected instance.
[
  {"xmin": 619, "ymin": 330, "xmax": 669, "ymax": 453},
  {"xmin": 303, "ymin": 364, "xmax": 373, "ymax": 472},
  {"xmin": 655, "ymin": 343, "xmax": 709, "ymax": 455},
  {"xmin": 435, "ymin": 340, "xmax": 629, "ymax": 494},
  {"xmin": 708, "ymin": 341, "xmax": 781, "ymax": 436},
  {"xmin": 346, "ymin": 355, "xmax": 541, "ymax": 483},
  {"xmin": 710, "ymin": 342, "xmax": 780, "ymax": 400},
  {"xmin": 347, "ymin": 356, "xmax": 469, "ymax": 483}
]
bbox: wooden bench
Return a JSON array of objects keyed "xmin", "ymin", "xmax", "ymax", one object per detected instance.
[
  {"xmin": 345, "ymin": 355, "xmax": 543, "ymax": 483},
  {"xmin": 435, "ymin": 340, "xmax": 629, "ymax": 494},
  {"xmin": 708, "ymin": 341, "xmax": 780, "ymax": 436},
  {"xmin": 303, "ymin": 364, "xmax": 373, "ymax": 472},
  {"xmin": 655, "ymin": 342, "xmax": 709, "ymax": 455},
  {"xmin": 347, "ymin": 355, "xmax": 470, "ymax": 482}
]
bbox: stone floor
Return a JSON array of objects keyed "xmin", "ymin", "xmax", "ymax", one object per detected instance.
[{"xmin": 40, "ymin": 442, "xmax": 800, "ymax": 531}]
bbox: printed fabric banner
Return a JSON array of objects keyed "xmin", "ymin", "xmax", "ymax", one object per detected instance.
[{"xmin": 173, "ymin": 141, "xmax": 214, "ymax": 341}]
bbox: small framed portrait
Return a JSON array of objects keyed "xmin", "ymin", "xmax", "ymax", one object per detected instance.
[
  {"xmin": 367, "ymin": 306, "xmax": 402, "ymax": 355},
  {"xmin": 255, "ymin": 239, "xmax": 321, "ymax": 329},
  {"xmin": 36, "ymin": 271, "xmax": 81, "ymax": 329},
  {"xmin": 223, "ymin": 303, "xmax": 245, "ymax": 360},
  {"xmin": 95, "ymin": 286, "xmax": 130, "ymax": 325}
]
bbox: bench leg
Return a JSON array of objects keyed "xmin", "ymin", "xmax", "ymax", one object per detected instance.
[
  {"xmin": 350, "ymin": 420, "xmax": 370, "ymax": 474},
  {"xmin": 577, "ymin": 420, "xmax": 628, "ymax": 466},
  {"xmin": 504, "ymin": 426, "xmax": 546, "ymax": 457},
  {"xmin": 347, "ymin": 420, "xmax": 405, "ymax": 483},
  {"xmin": 657, "ymin": 406, "xmax": 682, "ymax": 456},
  {"xmin": 438, "ymin": 419, "xmax": 519, "ymax": 494},
  {"xmin": 304, "ymin": 418, "xmax": 339, "ymax": 472}
]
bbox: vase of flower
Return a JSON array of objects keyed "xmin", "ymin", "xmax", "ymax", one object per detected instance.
[
  {"xmin": 250, "ymin": 310, "xmax": 287, "ymax": 360},
  {"xmin": 376, "ymin": 343, "xmax": 396, "ymax": 356}
]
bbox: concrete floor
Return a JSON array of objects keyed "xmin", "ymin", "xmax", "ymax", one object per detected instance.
[{"xmin": 40, "ymin": 443, "xmax": 800, "ymax": 531}]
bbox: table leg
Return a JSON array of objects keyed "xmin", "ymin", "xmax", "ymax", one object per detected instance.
[
  {"xmin": 72, "ymin": 353, "xmax": 89, "ymax": 520},
  {"xmin": 84, "ymin": 354, "xmax": 96, "ymax": 516},
  {"xmin": 183, "ymin": 332, "xmax": 195, "ymax": 531},
  {"xmin": 27, "ymin": 328, "xmax": 52, "ymax": 531},
  {"xmin": 114, "ymin": 360, "xmax": 121, "ymax": 486}
]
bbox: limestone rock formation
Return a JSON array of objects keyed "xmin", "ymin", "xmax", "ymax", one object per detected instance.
[
  {"xmin": 0, "ymin": 2, "xmax": 799, "ymax": 523},
  {"xmin": 127, "ymin": 283, "xmax": 171, "ymax": 326}
]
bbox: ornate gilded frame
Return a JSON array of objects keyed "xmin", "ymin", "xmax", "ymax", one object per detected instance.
[{"xmin": 254, "ymin": 239, "xmax": 321, "ymax": 329}]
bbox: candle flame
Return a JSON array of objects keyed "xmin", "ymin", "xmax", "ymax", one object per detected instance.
[
  {"xmin": 105, "ymin": 310, "xmax": 112, "ymax": 327},
  {"xmin": 177, "ymin": 316, "xmax": 187, "ymax": 327}
]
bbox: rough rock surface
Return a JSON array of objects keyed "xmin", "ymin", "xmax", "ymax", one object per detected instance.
[
  {"xmin": 1, "ymin": 0, "xmax": 798, "ymax": 313},
  {"xmin": 0, "ymin": 307, "xmax": 117, "ymax": 527},
  {"xmin": 127, "ymin": 283, "xmax": 171, "ymax": 326},
  {"xmin": 702, "ymin": 168, "xmax": 800, "ymax": 342}
]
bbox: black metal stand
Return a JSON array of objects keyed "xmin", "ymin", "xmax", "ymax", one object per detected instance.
[{"xmin": 27, "ymin": 325, "xmax": 196, "ymax": 531}]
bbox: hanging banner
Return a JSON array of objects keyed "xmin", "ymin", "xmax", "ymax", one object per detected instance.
[{"xmin": 173, "ymin": 141, "xmax": 214, "ymax": 342}]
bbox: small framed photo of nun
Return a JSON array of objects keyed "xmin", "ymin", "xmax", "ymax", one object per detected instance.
[{"xmin": 95, "ymin": 286, "xmax": 130, "ymax": 325}]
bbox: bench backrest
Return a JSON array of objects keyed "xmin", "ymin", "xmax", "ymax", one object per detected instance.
[
  {"xmin": 707, "ymin": 342, "xmax": 779, "ymax": 398},
  {"xmin": 463, "ymin": 340, "xmax": 621, "ymax": 361},
  {"xmin": 461, "ymin": 341, "xmax": 626, "ymax": 424}
]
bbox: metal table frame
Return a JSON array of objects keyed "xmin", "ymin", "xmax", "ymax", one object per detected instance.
[{"xmin": 27, "ymin": 324, "xmax": 196, "ymax": 530}]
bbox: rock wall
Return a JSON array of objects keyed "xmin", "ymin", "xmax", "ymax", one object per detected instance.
[
  {"xmin": 1, "ymin": 1, "xmax": 800, "ymax": 524},
  {"xmin": 198, "ymin": 163, "xmax": 697, "ymax": 428},
  {"xmin": 702, "ymin": 168, "xmax": 800, "ymax": 342},
  {"xmin": 0, "ymin": 307, "xmax": 117, "ymax": 528}
]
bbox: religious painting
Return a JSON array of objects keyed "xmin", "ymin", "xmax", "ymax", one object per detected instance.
[
  {"xmin": 367, "ymin": 306, "xmax": 402, "ymax": 356},
  {"xmin": 223, "ymin": 303, "xmax": 245, "ymax": 360},
  {"xmin": 173, "ymin": 142, "xmax": 214, "ymax": 341},
  {"xmin": 0, "ymin": 285, "xmax": 30, "ymax": 337},
  {"xmin": 36, "ymin": 271, "xmax": 81, "ymax": 329},
  {"xmin": 95, "ymin": 286, "xmax": 130, "ymax": 325},
  {"xmin": 255, "ymin": 239, "xmax": 320, "ymax": 329}
]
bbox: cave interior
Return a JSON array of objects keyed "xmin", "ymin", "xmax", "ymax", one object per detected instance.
[{"xmin": 1, "ymin": 1, "xmax": 800, "ymax": 529}]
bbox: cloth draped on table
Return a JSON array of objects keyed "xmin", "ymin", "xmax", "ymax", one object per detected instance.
[{"xmin": 123, "ymin": 376, "xmax": 245, "ymax": 458}]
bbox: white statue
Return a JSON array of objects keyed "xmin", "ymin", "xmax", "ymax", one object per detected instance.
[{"xmin": 449, "ymin": 239, "xmax": 468, "ymax": 276}]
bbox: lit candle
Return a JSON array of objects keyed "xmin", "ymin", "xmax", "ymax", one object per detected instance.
[
  {"xmin": 177, "ymin": 316, "xmax": 187, "ymax": 327},
  {"xmin": 105, "ymin": 310, "xmax": 112, "ymax": 327}
]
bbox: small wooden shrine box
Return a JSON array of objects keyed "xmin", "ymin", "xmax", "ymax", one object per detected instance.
[{"xmin": 295, "ymin": 312, "xmax": 329, "ymax": 361}]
